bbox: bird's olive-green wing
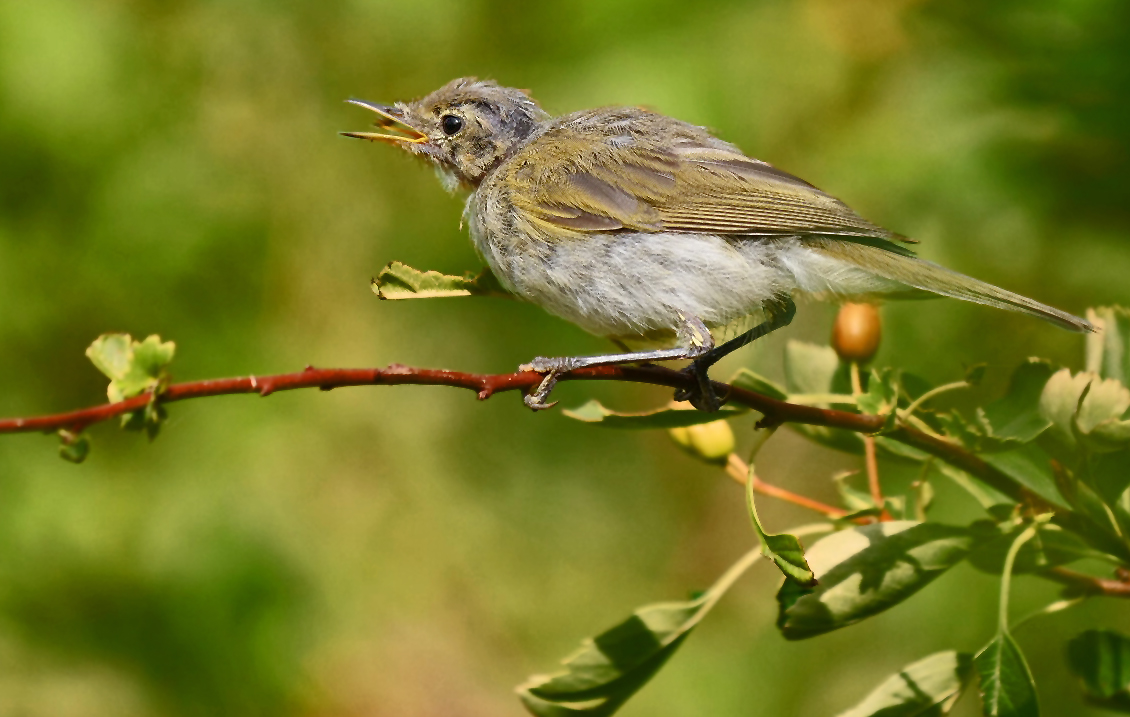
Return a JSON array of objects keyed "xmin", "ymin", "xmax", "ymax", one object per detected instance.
[{"xmin": 505, "ymin": 118, "xmax": 902, "ymax": 241}]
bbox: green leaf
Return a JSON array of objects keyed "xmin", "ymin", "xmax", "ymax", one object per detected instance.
[
  {"xmin": 834, "ymin": 471, "xmax": 876, "ymax": 512},
  {"xmin": 562, "ymin": 399, "xmax": 746, "ymax": 429},
  {"xmin": 776, "ymin": 522, "xmax": 983, "ymax": 640},
  {"xmin": 517, "ymin": 529, "xmax": 798, "ymax": 717},
  {"xmin": 1089, "ymin": 449, "xmax": 1130, "ymax": 506},
  {"xmin": 933, "ymin": 463, "xmax": 1016, "ymax": 513},
  {"xmin": 979, "ymin": 360, "xmax": 1055, "ymax": 445},
  {"xmin": 836, "ymin": 650, "xmax": 974, "ymax": 717},
  {"xmin": 1066, "ymin": 629, "xmax": 1130, "ymax": 711},
  {"xmin": 746, "ymin": 468, "xmax": 816, "ymax": 585},
  {"xmin": 975, "ymin": 633, "xmax": 1039, "ymax": 717},
  {"xmin": 966, "ymin": 364, "xmax": 989, "ymax": 387},
  {"xmin": 371, "ymin": 261, "xmax": 508, "ymax": 299},
  {"xmin": 784, "ymin": 341, "xmax": 847, "ymax": 396},
  {"xmin": 857, "ymin": 367, "xmax": 900, "ymax": 420},
  {"xmin": 1086, "ymin": 307, "xmax": 1130, "ymax": 386},
  {"xmin": 967, "ymin": 524, "xmax": 1095, "ymax": 575},
  {"xmin": 57, "ymin": 430, "xmax": 90, "ymax": 464},
  {"xmin": 728, "ymin": 367, "xmax": 787, "ymax": 401},
  {"xmin": 979, "ymin": 444, "xmax": 1068, "ymax": 510},
  {"xmin": 85, "ymin": 333, "xmax": 176, "ymax": 403}
]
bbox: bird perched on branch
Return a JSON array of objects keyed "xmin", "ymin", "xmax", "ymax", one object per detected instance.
[{"xmin": 344, "ymin": 78, "xmax": 1093, "ymax": 411}]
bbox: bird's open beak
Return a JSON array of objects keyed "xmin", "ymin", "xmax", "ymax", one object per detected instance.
[{"xmin": 340, "ymin": 99, "xmax": 428, "ymax": 144}]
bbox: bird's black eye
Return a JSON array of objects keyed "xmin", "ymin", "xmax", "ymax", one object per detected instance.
[{"xmin": 441, "ymin": 114, "xmax": 463, "ymax": 136}]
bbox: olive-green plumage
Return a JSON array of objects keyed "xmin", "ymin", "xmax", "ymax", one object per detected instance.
[{"xmin": 345, "ymin": 78, "xmax": 1093, "ymax": 408}]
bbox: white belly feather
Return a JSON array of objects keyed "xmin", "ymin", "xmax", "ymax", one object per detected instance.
[{"xmin": 467, "ymin": 199, "xmax": 905, "ymax": 342}]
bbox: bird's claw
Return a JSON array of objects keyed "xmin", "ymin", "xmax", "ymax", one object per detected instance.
[
  {"xmin": 674, "ymin": 362, "xmax": 723, "ymax": 412},
  {"xmin": 521, "ymin": 358, "xmax": 573, "ymax": 412}
]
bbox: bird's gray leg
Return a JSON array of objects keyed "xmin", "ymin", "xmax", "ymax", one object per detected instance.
[
  {"xmin": 521, "ymin": 312, "xmax": 714, "ymax": 411},
  {"xmin": 675, "ymin": 297, "xmax": 797, "ymax": 411}
]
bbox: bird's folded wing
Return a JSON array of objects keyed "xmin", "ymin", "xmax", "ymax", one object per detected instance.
[{"xmin": 506, "ymin": 128, "xmax": 903, "ymax": 242}]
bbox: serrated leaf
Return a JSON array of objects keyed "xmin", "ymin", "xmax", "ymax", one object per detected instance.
[
  {"xmin": 979, "ymin": 360, "xmax": 1055, "ymax": 445},
  {"xmin": 776, "ymin": 522, "xmax": 983, "ymax": 640},
  {"xmin": 371, "ymin": 261, "xmax": 508, "ymax": 299},
  {"xmin": 517, "ymin": 539, "xmax": 776, "ymax": 717},
  {"xmin": 836, "ymin": 650, "xmax": 974, "ymax": 717},
  {"xmin": 1086, "ymin": 307, "xmax": 1130, "ymax": 386},
  {"xmin": 563, "ymin": 399, "xmax": 745, "ymax": 429},
  {"xmin": 1040, "ymin": 370, "xmax": 1130, "ymax": 454},
  {"xmin": 1066, "ymin": 629, "xmax": 1130, "ymax": 712},
  {"xmin": 728, "ymin": 368, "xmax": 787, "ymax": 401},
  {"xmin": 857, "ymin": 367, "xmax": 900, "ymax": 422},
  {"xmin": 1054, "ymin": 468, "xmax": 1125, "ymax": 541},
  {"xmin": 746, "ymin": 470, "xmax": 815, "ymax": 585},
  {"xmin": 975, "ymin": 632, "xmax": 1039, "ymax": 717},
  {"xmin": 85, "ymin": 333, "xmax": 176, "ymax": 403}
]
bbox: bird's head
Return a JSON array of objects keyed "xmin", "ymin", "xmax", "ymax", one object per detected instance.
[{"xmin": 343, "ymin": 77, "xmax": 547, "ymax": 190}]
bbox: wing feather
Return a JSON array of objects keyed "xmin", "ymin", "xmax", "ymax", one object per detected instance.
[{"xmin": 501, "ymin": 109, "xmax": 901, "ymax": 242}]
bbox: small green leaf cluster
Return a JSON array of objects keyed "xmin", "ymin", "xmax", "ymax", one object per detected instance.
[
  {"xmin": 59, "ymin": 333, "xmax": 177, "ymax": 462},
  {"xmin": 529, "ymin": 306, "xmax": 1130, "ymax": 717}
]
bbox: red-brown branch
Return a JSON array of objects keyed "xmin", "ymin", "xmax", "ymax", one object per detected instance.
[
  {"xmin": 2, "ymin": 360, "xmax": 1129, "ymax": 569},
  {"xmin": 1045, "ymin": 567, "xmax": 1130, "ymax": 599},
  {"xmin": 0, "ymin": 363, "xmax": 882, "ymax": 436}
]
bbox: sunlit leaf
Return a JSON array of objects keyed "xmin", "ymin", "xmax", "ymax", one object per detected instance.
[
  {"xmin": 976, "ymin": 632, "xmax": 1039, "ymax": 717},
  {"xmin": 1086, "ymin": 307, "xmax": 1130, "ymax": 386},
  {"xmin": 371, "ymin": 261, "xmax": 508, "ymax": 299},
  {"xmin": 1066, "ymin": 629, "xmax": 1130, "ymax": 712},
  {"xmin": 746, "ymin": 471, "xmax": 815, "ymax": 585},
  {"xmin": 1040, "ymin": 369, "xmax": 1130, "ymax": 454},
  {"xmin": 836, "ymin": 650, "xmax": 974, "ymax": 717},
  {"xmin": 85, "ymin": 333, "xmax": 176, "ymax": 403},
  {"xmin": 563, "ymin": 399, "xmax": 745, "ymax": 429},
  {"xmin": 777, "ymin": 522, "xmax": 983, "ymax": 640}
]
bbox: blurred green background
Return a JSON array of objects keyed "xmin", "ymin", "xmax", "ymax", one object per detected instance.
[{"xmin": 1, "ymin": 0, "xmax": 1129, "ymax": 714}]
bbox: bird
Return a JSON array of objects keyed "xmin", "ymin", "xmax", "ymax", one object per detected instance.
[{"xmin": 343, "ymin": 77, "xmax": 1094, "ymax": 411}]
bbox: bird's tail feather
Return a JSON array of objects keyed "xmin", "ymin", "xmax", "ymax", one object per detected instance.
[{"xmin": 811, "ymin": 238, "xmax": 1095, "ymax": 333}]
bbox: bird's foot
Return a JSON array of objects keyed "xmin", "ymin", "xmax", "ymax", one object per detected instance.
[
  {"xmin": 519, "ymin": 356, "xmax": 579, "ymax": 411},
  {"xmin": 673, "ymin": 361, "xmax": 723, "ymax": 412}
]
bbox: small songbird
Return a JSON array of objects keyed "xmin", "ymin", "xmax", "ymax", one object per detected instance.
[{"xmin": 343, "ymin": 78, "xmax": 1094, "ymax": 411}]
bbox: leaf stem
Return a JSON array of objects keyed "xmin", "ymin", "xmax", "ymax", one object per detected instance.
[
  {"xmin": 901, "ymin": 380, "xmax": 972, "ymax": 419},
  {"xmin": 999, "ymin": 516, "xmax": 1052, "ymax": 631}
]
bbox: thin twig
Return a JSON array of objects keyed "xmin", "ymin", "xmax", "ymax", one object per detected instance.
[
  {"xmin": 1044, "ymin": 567, "xmax": 1130, "ymax": 598},
  {"xmin": 725, "ymin": 454, "xmax": 860, "ymax": 522},
  {"xmin": 850, "ymin": 363, "xmax": 889, "ymax": 519}
]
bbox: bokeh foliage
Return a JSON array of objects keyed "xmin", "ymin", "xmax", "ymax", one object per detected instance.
[{"xmin": 1, "ymin": 0, "xmax": 1129, "ymax": 715}]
